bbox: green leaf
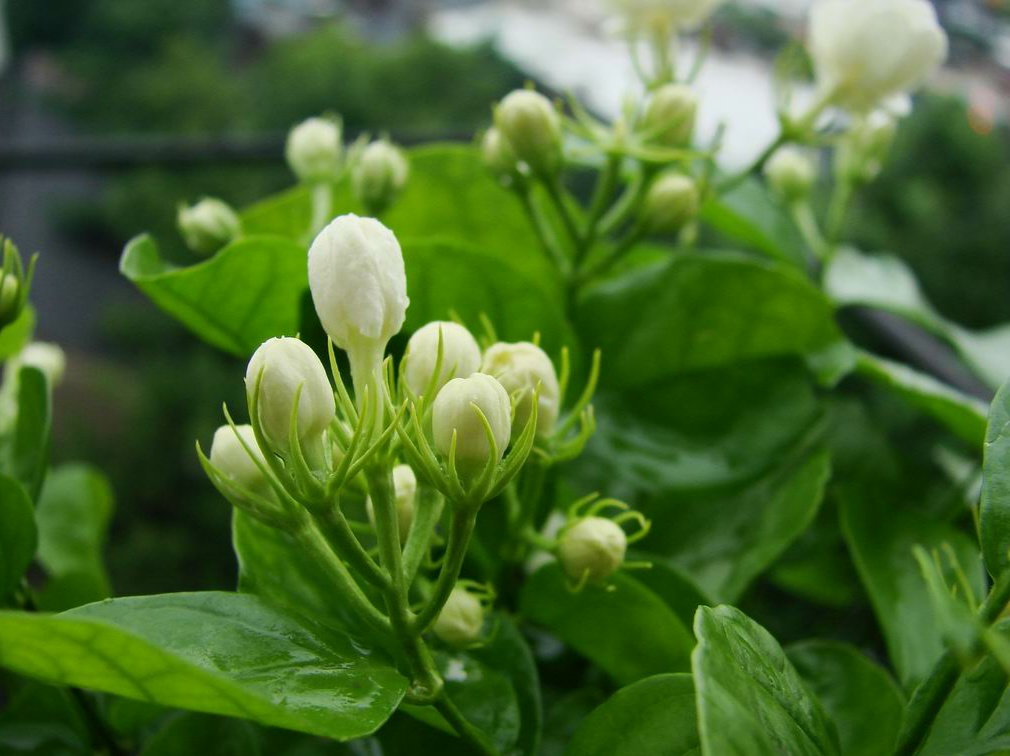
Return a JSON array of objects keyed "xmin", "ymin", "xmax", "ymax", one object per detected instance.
[
  {"xmin": 854, "ymin": 350, "xmax": 988, "ymax": 447},
  {"xmin": 141, "ymin": 713, "xmax": 263, "ymax": 756},
  {"xmin": 34, "ymin": 464, "xmax": 114, "ymax": 611},
  {"xmin": 0, "ymin": 592, "xmax": 408, "ymax": 741},
  {"xmin": 981, "ymin": 378, "xmax": 1010, "ymax": 579},
  {"xmin": 629, "ymin": 554, "xmax": 713, "ymax": 628},
  {"xmin": 824, "ymin": 248, "xmax": 1010, "ymax": 389},
  {"xmin": 839, "ymin": 485, "xmax": 985, "ymax": 690},
  {"xmin": 786, "ymin": 641, "xmax": 904, "ymax": 756},
  {"xmin": 577, "ymin": 252, "xmax": 841, "ymax": 389},
  {"xmin": 120, "ymin": 234, "xmax": 309, "ymax": 358},
  {"xmin": 519, "ymin": 564, "xmax": 693, "ymax": 685},
  {"xmin": 692, "ymin": 605, "xmax": 840, "ymax": 756},
  {"xmin": 701, "ymin": 178, "xmax": 807, "ymax": 268},
  {"xmin": 0, "ymin": 680, "xmax": 89, "ymax": 755},
  {"xmin": 0, "ymin": 306, "xmax": 36, "ymax": 361},
  {"xmin": 0, "ymin": 365, "xmax": 51, "ymax": 501},
  {"xmin": 0, "ymin": 474, "xmax": 36, "ymax": 601},
  {"xmin": 565, "ymin": 673, "xmax": 699, "ymax": 756}
]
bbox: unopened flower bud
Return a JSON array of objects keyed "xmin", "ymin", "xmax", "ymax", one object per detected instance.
[
  {"xmin": 0, "ymin": 238, "xmax": 32, "ymax": 330},
  {"xmin": 494, "ymin": 90, "xmax": 563, "ymax": 177},
  {"xmin": 481, "ymin": 127, "xmax": 520, "ymax": 179},
  {"xmin": 641, "ymin": 172, "xmax": 699, "ymax": 234},
  {"xmin": 177, "ymin": 198, "xmax": 241, "ymax": 256},
  {"xmin": 366, "ymin": 464, "xmax": 417, "ymax": 543},
  {"xmin": 210, "ymin": 424, "xmax": 273, "ymax": 500},
  {"xmin": 17, "ymin": 343, "xmax": 66, "ymax": 386},
  {"xmin": 765, "ymin": 147, "xmax": 817, "ymax": 202},
  {"xmin": 352, "ymin": 140, "xmax": 409, "ymax": 215},
  {"xmin": 308, "ymin": 214, "xmax": 409, "ymax": 393},
  {"xmin": 432, "ymin": 373, "xmax": 511, "ymax": 475},
  {"xmin": 837, "ymin": 111, "xmax": 899, "ymax": 183},
  {"xmin": 245, "ymin": 337, "xmax": 336, "ymax": 456},
  {"xmin": 558, "ymin": 516, "xmax": 627, "ymax": 583},
  {"xmin": 642, "ymin": 84, "xmax": 697, "ymax": 148},
  {"xmin": 286, "ymin": 117, "xmax": 343, "ymax": 183},
  {"xmin": 0, "ymin": 276, "xmax": 18, "ymax": 325},
  {"xmin": 403, "ymin": 321, "xmax": 482, "ymax": 399},
  {"xmin": 433, "ymin": 586, "xmax": 485, "ymax": 647},
  {"xmin": 482, "ymin": 341, "xmax": 559, "ymax": 439},
  {"xmin": 809, "ymin": 0, "xmax": 947, "ymax": 113}
]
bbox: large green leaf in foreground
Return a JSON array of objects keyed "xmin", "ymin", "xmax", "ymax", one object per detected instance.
[
  {"xmin": 0, "ymin": 592, "xmax": 407, "ymax": 740},
  {"xmin": 981, "ymin": 378, "xmax": 1010, "ymax": 579}
]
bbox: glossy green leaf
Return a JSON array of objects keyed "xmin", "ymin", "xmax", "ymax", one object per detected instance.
[
  {"xmin": 786, "ymin": 641, "xmax": 904, "ymax": 756},
  {"xmin": 565, "ymin": 673, "xmax": 699, "ymax": 756},
  {"xmin": 0, "ymin": 306, "xmax": 36, "ymax": 361},
  {"xmin": 981, "ymin": 378, "xmax": 1010, "ymax": 579},
  {"xmin": 0, "ymin": 592, "xmax": 408, "ymax": 740},
  {"xmin": 34, "ymin": 464, "xmax": 114, "ymax": 611},
  {"xmin": 520, "ymin": 564, "xmax": 693, "ymax": 685},
  {"xmin": 854, "ymin": 350, "xmax": 988, "ymax": 447},
  {"xmin": 0, "ymin": 366, "xmax": 51, "ymax": 501},
  {"xmin": 839, "ymin": 486, "xmax": 985, "ymax": 690},
  {"xmin": 0, "ymin": 474, "xmax": 36, "ymax": 600},
  {"xmin": 693, "ymin": 605, "xmax": 839, "ymax": 756},
  {"xmin": 824, "ymin": 247, "xmax": 1010, "ymax": 389},
  {"xmin": 120, "ymin": 234, "xmax": 309, "ymax": 358},
  {"xmin": 577, "ymin": 252, "xmax": 841, "ymax": 389}
]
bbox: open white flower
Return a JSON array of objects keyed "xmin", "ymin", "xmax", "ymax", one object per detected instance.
[
  {"xmin": 808, "ymin": 0, "xmax": 948, "ymax": 113},
  {"xmin": 308, "ymin": 214, "xmax": 409, "ymax": 395}
]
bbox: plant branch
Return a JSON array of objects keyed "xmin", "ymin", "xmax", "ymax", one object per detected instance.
[
  {"xmin": 576, "ymin": 154, "xmax": 622, "ymax": 268},
  {"xmin": 514, "ymin": 183, "xmax": 571, "ymax": 275},
  {"xmin": 313, "ymin": 504, "xmax": 389, "ymax": 590},
  {"xmin": 435, "ymin": 689, "xmax": 500, "ymax": 756},
  {"xmin": 412, "ymin": 508, "xmax": 476, "ymax": 634},
  {"xmin": 543, "ymin": 176, "xmax": 582, "ymax": 259}
]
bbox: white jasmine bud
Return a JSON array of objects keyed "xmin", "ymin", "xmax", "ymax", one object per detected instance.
[
  {"xmin": 808, "ymin": 0, "xmax": 948, "ymax": 113},
  {"xmin": 403, "ymin": 321, "xmax": 482, "ymax": 399},
  {"xmin": 642, "ymin": 84, "xmax": 697, "ymax": 147},
  {"xmin": 611, "ymin": 0, "xmax": 724, "ymax": 30},
  {"xmin": 558, "ymin": 516, "xmax": 627, "ymax": 583},
  {"xmin": 432, "ymin": 586, "xmax": 485, "ymax": 647},
  {"xmin": 366, "ymin": 464, "xmax": 417, "ymax": 542},
  {"xmin": 17, "ymin": 343, "xmax": 66, "ymax": 386},
  {"xmin": 764, "ymin": 147, "xmax": 817, "ymax": 202},
  {"xmin": 307, "ymin": 214, "xmax": 409, "ymax": 394},
  {"xmin": 432, "ymin": 373, "xmax": 511, "ymax": 475},
  {"xmin": 482, "ymin": 341, "xmax": 560, "ymax": 439},
  {"xmin": 245, "ymin": 337, "xmax": 336, "ymax": 456},
  {"xmin": 286, "ymin": 117, "xmax": 343, "ymax": 183},
  {"xmin": 481, "ymin": 127, "xmax": 520, "ymax": 179},
  {"xmin": 177, "ymin": 198, "xmax": 241, "ymax": 256},
  {"xmin": 210, "ymin": 424, "xmax": 272, "ymax": 500},
  {"xmin": 352, "ymin": 140, "xmax": 409, "ymax": 215},
  {"xmin": 641, "ymin": 172, "xmax": 699, "ymax": 234},
  {"xmin": 493, "ymin": 90, "xmax": 563, "ymax": 177}
]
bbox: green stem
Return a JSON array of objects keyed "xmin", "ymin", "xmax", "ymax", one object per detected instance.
[
  {"xmin": 826, "ymin": 178, "xmax": 855, "ymax": 246},
  {"xmin": 577, "ymin": 224, "xmax": 647, "ymax": 286},
  {"xmin": 716, "ymin": 132, "xmax": 788, "ymax": 195},
  {"xmin": 313, "ymin": 505, "xmax": 389, "ymax": 590},
  {"xmin": 896, "ymin": 567, "xmax": 1010, "ymax": 755},
  {"xmin": 576, "ymin": 154, "xmax": 622, "ymax": 269},
  {"xmin": 599, "ymin": 164, "xmax": 654, "ymax": 238},
  {"xmin": 435, "ymin": 690, "xmax": 500, "ymax": 756},
  {"xmin": 789, "ymin": 201, "xmax": 830, "ymax": 264},
  {"xmin": 543, "ymin": 176, "xmax": 582, "ymax": 258},
  {"xmin": 402, "ymin": 488, "xmax": 445, "ymax": 587},
  {"xmin": 309, "ymin": 182, "xmax": 332, "ymax": 239},
  {"xmin": 412, "ymin": 508, "xmax": 476, "ymax": 634},
  {"xmin": 514, "ymin": 183, "xmax": 571, "ymax": 275}
]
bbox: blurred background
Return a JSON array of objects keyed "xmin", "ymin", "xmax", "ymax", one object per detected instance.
[{"xmin": 0, "ymin": 0, "xmax": 1008, "ymax": 596}]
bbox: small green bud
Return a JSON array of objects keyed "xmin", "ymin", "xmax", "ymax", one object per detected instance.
[
  {"xmin": 352, "ymin": 139, "xmax": 409, "ymax": 215},
  {"xmin": 0, "ymin": 276, "xmax": 18, "ymax": 324},
  {"xmin": 286, "ymin": 116, "xmax": 343, "ymax": 184},
  {"xmin": 433, "ymin": 585, "xmax": 485, "ymax": 647},
  {"xmin": 640, "ymin": 172, "xmax": 699, "ymax": 234},
  {"xmin": 366, "ymin": 464, "xmax": 417, "ymax": 542},
  {"xmin": 0, "ymin": 237, "xmax": 33, "ymax": 330},
  {"xmin": 432, "ymin": 373, "xmax": 511, "ymax": 476},
  {"xmin": 493, "ymin": 89, "xmax": 563, "ymax": 177},
  {"xmin": 481, "ymin": 127, "xmax": 520, "ymax": 180},
  {"xmin": 210, "ymin": 424, "xmax": 273, "ymax": 501},
  {"xmin": 558, "ymin": 516, "xmax": 627, "ymax": 583},
  {"xmin": 482, "ymin": 341, "xmax": 560, "ymax": 439},
  {"xmin": 245, "ymin": 337, "xmax": 336, "ymax": 457},
  {"xmin": 764, "ymin": 147, "xmax": 817, "ymax": 202},
  {"xmin": 403, "ymin": 321, "xmax": 482, "ymax": 399},
  {"xmin": 177, "ymin": 197, "xmax": 241, "ymax": 256},
  {"xmin": 642, "ymin": 83, "xmax": 697, "ymax": 147}
]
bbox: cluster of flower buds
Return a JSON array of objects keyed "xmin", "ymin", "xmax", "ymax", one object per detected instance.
[
  {"xmin": 177, "ymin": 197, "xmax": 242, "ymax": 256},
  {"xmin": 0, "ymin": 237, "xmax": 36, "ymax": 331}
]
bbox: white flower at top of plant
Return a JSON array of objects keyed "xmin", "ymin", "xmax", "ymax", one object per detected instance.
[
  {"xmin": 403, "ymin": 321, "xmax": 482, "ymax": 399},
  {"xmin": 210, "ymin": 424, "xmax": 272, "ymax": 499},
  {"xmin": 245, "ymin": 337, "xmax": 335, "ymax": 456},
  {"xmin": 17, "ymin": 342, "xmax": 67, "ymax": 386},
  {"xmin": 558, "ymin": 516, "xmax": 628, "ymax": 583},
  {"xmin": 482, "ymin": 341, "xmax": 560, "ymax": 439},
  {"xmin": 432, "ymin": 373, "xmax": 512, "ymax": 474},
  {"xmin": 366, "ymin": 463, "xmax": 418, "ymax": 542},
  {"xmin": 764, "ymin": 147, "xmax": 817, "ymax": 202},
  {"xmin": 494, "ymin": 89, "xmax": 563, "ymax": 177},
  {"xmin": 352, "ymin": 139, "xmax": 409, "ymax": 215},
  {"xmin": 432, "ymin": 585, "xmax": 485, "ymax": 647},
  {"xmin": 640, "ymin": 172, "xmax": 699, "ymax": 234},
  {"xmin": 641, "ymin": 83, "xmax": 697, "ymax": 148},
  {"xmin": 177, "ymin": 197, "xmax": 241, "ymax": 257},
  {"xmin": 611, "ymin": 0, "xmax": 723, "ymax": 30},
  {"xmin": 808, "ymin": 0, "xmax": 948, "ymax": 113},
  {"xmin": 307, "ymin": 214, "xmax": 409, "ymax": 394},
  {"xmin": 285, "ymin": 116, "xmax": 343, "ymax": 183}
]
